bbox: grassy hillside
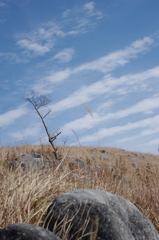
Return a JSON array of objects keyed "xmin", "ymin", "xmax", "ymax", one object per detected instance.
[{"xmin": 0, "ymin": 144, "xmax": 159, "ymax": 232}]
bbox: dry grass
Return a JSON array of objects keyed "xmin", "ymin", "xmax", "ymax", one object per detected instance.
[{"xmin": 1, "ymin": 144, "xmax": 159, "ymax": 236}]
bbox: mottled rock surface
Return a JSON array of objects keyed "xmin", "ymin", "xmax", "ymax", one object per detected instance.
[
  {"xmin": 100, "ymin": 156, "xmax": 111, "ymax": 161},
  {"xmin": 44, "ymin": 189, "xmax": 159, "ymax": 240},
  {"xmin": 65, "ymin": 156, "xmax": 89, "ymax": 171},
  {"xmin": 9, "ymin": 153, "xmax": 61, "ymax": 173},
  {"xmin": 0, "ymin": 223, "xmax": 62, "ymax": 240}
]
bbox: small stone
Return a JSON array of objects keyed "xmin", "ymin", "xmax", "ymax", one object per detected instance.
[
  {"xmin": 131, "ymin": 162, "xmax": 138, "ymax": 168},
  {"xmin": 100, "ymin": 156, "xmax": 111, "ymax": 161},
  {"xmin": 100, "ymin": 149, "xmax": 110, "ymax": 154}
]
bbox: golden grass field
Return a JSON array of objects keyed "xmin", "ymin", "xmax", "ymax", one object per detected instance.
[{"xmin": 0, "ymin": 144, "xmax": 159, "ymax": 234}]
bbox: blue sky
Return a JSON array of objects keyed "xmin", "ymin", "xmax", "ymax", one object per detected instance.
[{"xmin": 1, "ymin": 0, "xmax": 159, "ymax": 154}]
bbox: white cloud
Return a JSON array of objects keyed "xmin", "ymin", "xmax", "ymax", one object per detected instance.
[
  {"xmin": 9, "ymin": 123, "xmax": 42, "ymax": 141},
  {"xmin": 38, "ymin": 36, "xmax": 155, "ymax": 86},
  {"xmin": 84, "ymin": 2, "xmax": 95, "ymax": 12},
  {"xmin": 0, "ymin": 104, "xmax": 28, "ymax": 128},
  {"xmin": 61, "ymin": 95, "xmax": 159, "ymax": 135},
  {"xmin": 62, "ymin": 9, "xmax": 71, "ymax": 18},
  {"xmin": 116, "ymin": 126, "xmax": 159, "ymax": 144},
  {"xmin": 14, "ymin": 10, "xmax": 103, "ymax": 59},
  {"xmin": 97, "ymin": 100, "xmax": 114, "ymax": 113},
  {"xmin": 17, "ymin": 39, "xmax": 52, "ymax": 55},
  {"xmin": 0, "ymin": 2, "xmax": 5, "ymax": 7},
  {"xmin": 83, "ymin": 2, "xmax": 103, "ymax": 19},
  {"xmin": 46, "ymin": 68, "xmax": 72, "ymax": 83},
  {"xmin": 140, "ymin": 138, "xmax": 159, "ymax": 146},
  {"xmin": 15, "ymin": 23, "xmax": 65, "ymax": 57},
  {"xmin": 48, "ymin": 66, "xmax": 159, "ymax": 115},
  {"xmin": 32, "ymin": 81, "xmax": 54, "ymax": 95},
  {"xmin": 53, "ymin": 48, "xmax": 75, "ymax": 62},
  {"xmin": 0, "ymin": 18, "xmax": 8, "ymax": 23},
  {"xmin": 0, "ymin": 52, "xmax": 28, "ymax": 63},
  {"xmin": 79, "ymin": 115, "xmax": 159, "ymax": 144},
  {"xmin": 101, "ymin": 95, "xmax": 159, "ymax": 120},
  {"xmin": 75, "ymin": 37, "xmax": 154, "ymax": 73}
]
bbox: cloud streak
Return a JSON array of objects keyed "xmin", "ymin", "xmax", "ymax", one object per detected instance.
[
  {"xmin": 79, "ymin": 115, "xmax": 159, "ymax": 144},
  {"xmin": 0, "ymin": 2, "xmax": 5, "ymax": 7},
  {"xmin": 53, "ymin": 48, "xmax": 75, "ymax": 62},
  {"xmin": 48, "ymin": 66, "xmax": 159, "ymax": 114},
  {"xmin": 9, "ymin": 123, "xmax": 42, "ymax": 141},
  {"xmin": 83, "ymin": 2, "xmax": 103, "ymax": 19},
  {"xmin": 17, "ymin": 39, "xmax": 52, "ymax": 55},
  {"xmin": 36, "ymin": 36, "xmax": 155, "ymax": 89},
  {"xmin": 61, "ymin": 94, "xmax": 159, "ymax": 134},
  {"xmin": 0, "ymin": 104, "xmax": 28, "ymax": 128}
]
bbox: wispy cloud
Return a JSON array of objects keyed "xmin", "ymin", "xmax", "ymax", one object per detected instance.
[
  {"xmin": 1, "ymin": 3, "xmax": 103, "ymax": 61},
  {"xmin": 53, "ymin": 48, "xmax": 75, "ymax": 62},
  {"xmin": 36, "ymin": 36, "xmax": 155, "ymax": 88},
  {"xmin": 140, "ymin": 138, "xmax": 159, "ymax": 146},
  {"xmin": 0, "ymin": 2, "xmax": 5, "ymax": 7},
  {"xmin": 97, "ymin": 100, "xmax": 114, "ymax": 113},
  {"xmin": 0, "ymin": 104, "xmax": 28, "ymax": 128},
  {"xmin": 17, "ymin": 39, "xmax": 52, "ymax": 55},
  {"xmin": 48, "ymin": 66, "xmax": 159, "ymax": 114},
  {"xmin": 9, "ymin": 123, "xmax": 42, "ymax": 141},
  {"xmin": 61, "ymin": 94, "xmax": 159, "ymax": 135},
  {"xmin": 116, "ymin": 126, "xmax": 159, "ymax": 144},
  {"xmin": 79, "ymin": 115, "xmax": 159, "ymax": 144},
  {"xmin": 0, "ymin": 18, "xmax": 9, "ymax": 23},
  {"xmin": 62, "ymin": 9, "xmax": 71, "ymax": 18},
  {"xmin": 75, "ymin": 37, "xmax": 154, "ymax": 73},
  {"xmin": 0, "ymin": 52, "xmax": 28, "ymax": 63},
  {"xmin": 83, "ymin": 2, "xmax": 103, "ymax": 19},
  {"xmin": 15, "ymin": 23, "xmax": 66, "ymax": 57}
]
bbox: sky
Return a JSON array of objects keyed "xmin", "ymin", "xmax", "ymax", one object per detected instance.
[{"xmin": 0, "ymin": 0, "xmax": 159, "ymax": 154}]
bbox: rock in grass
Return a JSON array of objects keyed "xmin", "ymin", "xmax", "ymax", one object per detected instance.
[
  {"xmin": 44, "ymin": 189, "xmax": 159, "ymax": 240},
  {"xmin": 131, "ymin": 162, "xmax": 138, "ymax": 168},
  {"xmin": 100, "ymin": 156, "xmax": 111, "ymax": 161},
  {"xmin": 65, "ymin": 156, "xmax": 90, "ymax": 171},
  {"xmin": 100, "ymin": 149, "xmax": 111, "ymax": 154},
  {"xmin": 9, "ymin": 153, "xmax": 61, "ymax": 173},
  {"xmin": 0, "ymin": 223, "xmax": 62, "ymax": 240}
]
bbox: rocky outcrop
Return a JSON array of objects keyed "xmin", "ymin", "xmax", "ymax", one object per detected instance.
[
  {"xmin": 0, "ymin": 223, "xmax": 62, "ymax": 240},
  {"xmin": 44, "ymin": 189, "xmax": 159, "ymax": 240},
  {"xmin": 65, "ymin": 156, "xmax": 90, "ymax": 172},
  {"xmin": 9, "ymin": 153, "xmax": 61, "ymax": 173}
]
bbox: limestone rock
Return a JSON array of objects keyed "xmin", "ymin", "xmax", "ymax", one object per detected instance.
[
  {"xmin": 0, "ymin": 223, "xmax": 62, "ymax": 240},
  {"xmin": 65, "ymin": 156, "xmax": 89, "ymax": 171},
  {"xmin": 9, "ymin": 153, "xmax": 61, "ymax": 173},
  {"xmin": 44, "ymin": 189, "xmax": 159, "ymax": 240},
  {"xmin": 92, "ymin": 156, "xmax": 97, "ymax": 161},
  {"xmin": 100, "ymin": 156, "xmax": 111, "ymax": 161},
  {"xmin": 131, "ymin": 162, "xmax": 138, "ymax": 168},
  {"xmin": 100, "ymin": 149, "xmax": 110, "ymax": 154}
]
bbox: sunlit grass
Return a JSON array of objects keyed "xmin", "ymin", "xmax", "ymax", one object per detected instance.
[{"xmin": 0, "ymin": 144, "xmax": 159, "ymax": 234}]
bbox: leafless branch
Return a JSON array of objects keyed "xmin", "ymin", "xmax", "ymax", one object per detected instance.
[{"xmin": 23, "ymin": 92, "xmax": 60, "ymax": 159}]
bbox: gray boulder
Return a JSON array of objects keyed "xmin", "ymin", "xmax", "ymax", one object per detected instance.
[
  {"xmin": 128, "ymin": 154, "xmax": 137, "ymax": 158},
  {"xmin": 100, "ymin": 156, "xmax": 111, "ymax": 161},
  {"xmin": 108, "ymin": 165, "xmax": 114, "ymax": 172},
  {"xmin": 101, "ymin": 149, "xmax": 111, "ymax": 154},
  {"xmin": 131, "ymin": 162, "xmax": 138, "ymax": 168},
  {"xmin": 91, "ymin": 149, "xmax": 99, "ymax": 153},
  {"xmin": 44, "ymin": 189, "xmax": 159, "ymax": 240},
  {"xmin": 9, "ymin": 153, "xmax": 61, "ymax": 173},
  {"xmin": 65, "ymin": 156, "xmax": 89, "ymax": 171},
  {"xmin": 92, "ymin": 156, "xmax": 97, "ymax": 161},
  {"xmin": 0, "ymin": 223, "xmax": 62, "ymax": 240}
]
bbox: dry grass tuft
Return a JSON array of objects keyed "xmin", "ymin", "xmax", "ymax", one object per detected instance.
[{"xmin": 1, "ymin": 144, "xmax": 159, "ymax": 236}]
